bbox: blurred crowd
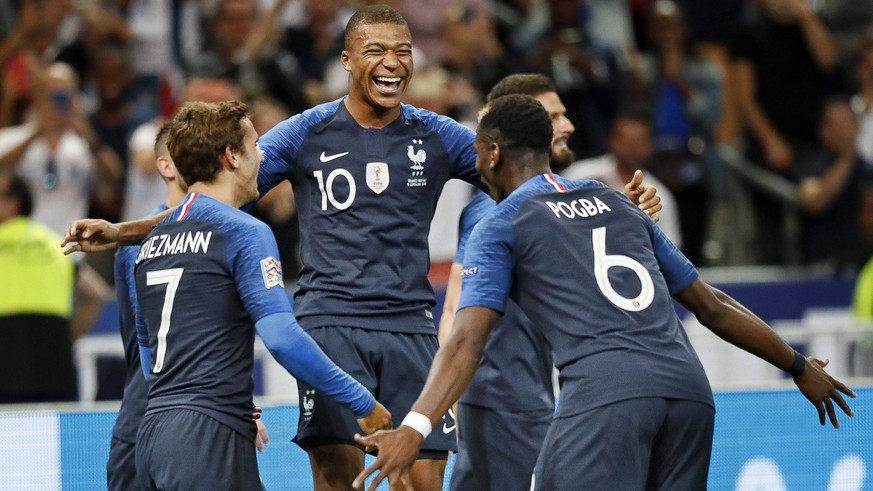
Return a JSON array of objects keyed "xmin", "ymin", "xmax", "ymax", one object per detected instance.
[{"xmin": 4, "ymin": 0, "xmax": 873, "ymax": 398}]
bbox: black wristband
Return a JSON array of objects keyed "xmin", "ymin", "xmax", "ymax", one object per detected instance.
[{"xmin": 787, "ymin": 350, "xmax": 806, "ymax": 378}]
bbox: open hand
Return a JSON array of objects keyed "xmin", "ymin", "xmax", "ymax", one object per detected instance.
[
  {"xmin": 793, "ymin": 357, "xmax": 856, "ymax": 428},
  {"xmin": 352, "ymin": 427, "xmax": 420, "ymax": 491}
]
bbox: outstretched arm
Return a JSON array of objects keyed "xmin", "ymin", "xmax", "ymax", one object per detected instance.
[
  {"xmin": 353, "ymin": 306, "xmax": 499, "ymax": 491},
  {"xmin": 61, "ymin": 210, "xmax": 171, "ymax": 254},
  {"xmin": 675, "ymin": 279, "xmax": 856, "ymax": 427}
]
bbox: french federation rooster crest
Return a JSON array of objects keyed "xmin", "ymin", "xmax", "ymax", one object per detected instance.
[{"xmin": 408, "ymin": 144, "xmax": 426, "ymax": 170}]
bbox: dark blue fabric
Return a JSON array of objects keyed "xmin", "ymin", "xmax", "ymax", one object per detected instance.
[
  {"xmin": 257, "ymin": 99, "xmax": 484, "ymax": 333},
  {"xmin": 460, "ymin": 175, "xmax": 710, "ymax": 418}
]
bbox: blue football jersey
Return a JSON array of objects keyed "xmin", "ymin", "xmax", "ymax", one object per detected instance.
[
  {"xmin": 112, "ymin": 203, "xmax": 167, "ymax": 444},
  {"xmin": 460, "ymin": 175, "xmax": 713, "ymax": 418},
  {"xmin": 258, "ymin": 99, "xmax": 483, "ymax": 334},
  {"xmin": 455, "ymin": 190, "xmax": 554, "ymax": 412},
  {"xmin": 134, "ymin": 194, "xmax": 292, "ymax": 440}
]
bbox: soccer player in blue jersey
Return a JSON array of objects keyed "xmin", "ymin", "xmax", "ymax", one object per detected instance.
[
  {"xmin": 440, "ymin": 73, "xmax": 659, "ymax": 491},
  {"xmin": 107, "ymin": 122, "xmax": 183, "ymax": 491},
  {"xmin": 131, "ymin": 100, "xmax": 391, "ymax": 490},
  {"xmin": 108, "ymin": 121, "xmax": 271, "ymax": 490},
  {"xmin": 354, "ymin": 94, "xmax": 856, "ymax": 491}
]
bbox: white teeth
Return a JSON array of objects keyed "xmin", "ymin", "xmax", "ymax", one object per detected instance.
[{"xmin": 375, "ymin": 77, "xmax": 401, "ymax": 83}]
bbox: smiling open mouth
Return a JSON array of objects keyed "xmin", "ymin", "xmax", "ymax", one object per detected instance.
[{"xmin": 373, "ymin": 76, "xmax": 402, "ymax": 94}]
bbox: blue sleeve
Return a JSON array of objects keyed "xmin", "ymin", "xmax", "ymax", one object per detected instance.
[
  {"xmin": 138, "ymin": 344, "xmax": 152, "ymax": 380},
  {"xmin": 115, "ymin": 245, "xmax": 151, "ymax": 380},
  {"xmin": 257, "ymin": 114, "xmax": 304, "ymax": 196},
  {"xmin": 457, "ymin": 215, "xmax": 514, "ymax": 313},
  {"xmin": 431, "ymin": 113, "xmax": 488, "ymax": 193},
  {"xmin": 227, "ymin": 220, "xmax": 295, "ymax": 322},
  {"xmin": 113, "ymin": 246, "xmax": 137, "ymax": 340},
  {"xmin": 454, "ymin": 191, "xmax": 494, "ymax": 264},
  {"xmin": 255, "ymin": 312, "xmax": 375, "ymax": 417},
  {"xmin": 132, "ymin": 274, "xmax": 151, "ymax": 379},
  {"xmin": 649, "ymin": 219, "xmax": 698, "ymax": 294}
]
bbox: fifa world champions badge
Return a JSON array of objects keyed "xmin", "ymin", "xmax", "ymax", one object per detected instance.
[{"xmin": 260, "ymin": 257, "xmax": 284, "ymax": 289}]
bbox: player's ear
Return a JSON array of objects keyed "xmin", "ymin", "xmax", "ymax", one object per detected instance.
[
  {"xmin": 223, "ymin": 145, "xmax": 239, "ymax": 170},
  {"xmin": 341, "ymin": 51, "xmax": 352, "ymax": 73},
  {"xmin": 489, "ymin": 142, "xmax": 501, "ymax": 171},
  {"xmin": 155, "ymin": 156, "xmax": 174, "ymax": 180}
]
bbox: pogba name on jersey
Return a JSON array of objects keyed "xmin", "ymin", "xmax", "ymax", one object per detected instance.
[
  {"xmin": 135, "ymin": 231, "xmax": 213, "ymax": 264},
  {"xmin": 544, "ymin": 196, "xmax": 612, "ymax": 219}
]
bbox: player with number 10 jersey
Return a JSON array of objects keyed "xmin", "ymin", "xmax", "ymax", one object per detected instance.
[{"xmin": 257, "ymin": 98, "xmax": 482, "ymax": 455}]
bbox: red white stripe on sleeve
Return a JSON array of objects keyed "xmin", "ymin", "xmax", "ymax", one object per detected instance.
[
  {"xmin": 177, "ymin": 193, "xmax": 199, "ymax": 221},
  {"xmin": 543, "ymin": 174, "xmax": 567, "ymax": 192}
]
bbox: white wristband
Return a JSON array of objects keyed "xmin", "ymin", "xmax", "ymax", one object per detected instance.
[{"xmin": 400, "ymin": 411, "xmax": 432, "ymax": 440}]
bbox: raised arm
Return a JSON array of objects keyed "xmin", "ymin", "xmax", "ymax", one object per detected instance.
[{"xmin": 675, "ymin": 278, "xmax": 855, "ymax": 427}]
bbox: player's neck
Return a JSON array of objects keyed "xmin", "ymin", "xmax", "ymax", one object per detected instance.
[
  {"xmin": 165, "ymin": 185, "xmax": 188, "ymax": 209},
  {"xmin": 505, "ymin": 162, "xmax": 552, "ymax": 196},
  {"xmin": 343, "ymin": 97, "xmax": 401, "ymax": 129},
  {"xmin": 187, "ymin": 174, "xmax": 246, "ymax": 209}
]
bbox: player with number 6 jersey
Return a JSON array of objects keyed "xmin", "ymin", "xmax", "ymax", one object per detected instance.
[{"xmin": 353, "ymin": 95, "xmax": 854, "ymax": 491}]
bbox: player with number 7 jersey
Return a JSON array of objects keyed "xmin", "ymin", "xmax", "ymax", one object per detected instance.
[{"xmin": 131, "ymin": 101, "xmax": 390, "ymax": 490}]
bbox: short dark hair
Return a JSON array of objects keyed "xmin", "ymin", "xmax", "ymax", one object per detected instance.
[
  {"xmin": 478, "ymin": 94, "xmax": 552, "ymax": 153},
  {"xmin": 345, "ymin": 4, "xmax": 409, "ymax": 50},
  {"xmin": 167, "ymin": 100, "xmax": 251, "ymax": 186},
  {"xmin": 154, "ymin": 120, "xmax": 174, "ymax": 157},
  {"xmin": 486, "ymin": 73, "xmax": 556, "ymax": 103},
  {"xmin": 2, "ymin": 173, "xmax": 34, "ymax": 217}
]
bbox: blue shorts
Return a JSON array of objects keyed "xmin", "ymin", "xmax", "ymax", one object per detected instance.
[
  {"xmin": 136, "ymin": 409, "xmax": 264, "ymax": 491},
  {"xmin": 450, "ymin": 402, "xmax": 552, "ymax": 491},
  {"xmin": 533, "ymin": 397, "xmax": 714, "ymax": 490},
  {"xmin": 294, "ymin": 326, "xmax": 456, "ymax": 458},
  {"xmin": 107, "ymin": 436, "xmax": 141, "ymax": 491}
]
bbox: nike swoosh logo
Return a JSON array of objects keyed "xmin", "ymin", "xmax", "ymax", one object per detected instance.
[
  {"xmin": 442, "ymin": 423, "xmax": 455, "ymax": 434},
  {"xmin": 320, "ymin": 151, "xmax": 349, "ymax": 162}
]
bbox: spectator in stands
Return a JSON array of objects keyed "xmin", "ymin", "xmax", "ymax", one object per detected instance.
[
  {"xmin": 731, "ymin": 0, "xmax": 838, "ymax": 264},
  {"xmin": 281, "ymin": 0, "xmax": 352, "ymax": 106},
  {"xmin": 187, "ymin": 0, "xmax": 308, "ymax": 115},
  {"xmin": 54, "ymin": 0, "xmax": 131, "ymax": 93},
  {"xmin": 0, "ymin": 62, "xmax": 112, "ymax": 339},
  {"xmin": 396, "ymin": 0, "xmax": 499, "ymax": 70},
  {"xmin": 0, "ymin": 173, "xmax": 77, "ymax": 403},
  {"xmin": 852, "ymin": 37, "xmax": 873, "ymax": 164},
  {"xmin": 438, "ymin": 3, "xmax": 507, "ymax": 96},
  {"xmin": 87, "ymin": 43, "xmax": 154, "ymax": 223},
  {"xmin": 633, "ymin": 0, "xmax": 722, "ymax": 265},
  {"xmin": 0, "ymin": 0, "xmax": 70, "ymax": 127},
  {"xmin": 564, "ymin": 112, "xmax": 683, "ymax": 248},
  {"xmin": 796, "ymin": 99, "xmax": 873, "ymax": 270},
  {"xmin": 527, "ymin": 0, "xmax": 629, "ymax": 160},
  {"xmin": 0, "ymin": 62, "xmax": 121, "ymax": 246}
]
